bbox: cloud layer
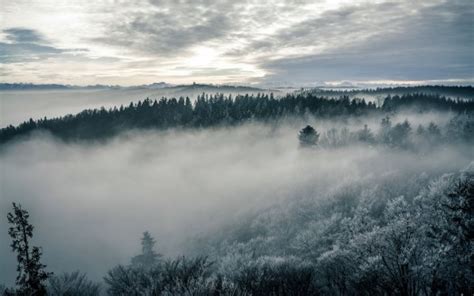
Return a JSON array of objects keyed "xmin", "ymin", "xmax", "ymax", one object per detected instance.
[
  {"xmin": 0, "ymin": 0, "xmax": 472, "ymax": 85},
  {"xmin": 1, "ymin": 116, "xmax": 472, "ymax": 285}
]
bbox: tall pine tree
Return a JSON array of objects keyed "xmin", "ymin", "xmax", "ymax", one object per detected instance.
[
  {"xmin": 131, "ymin": 231, "xmax": 161, "ymax": 269},
  {"xmin": 7, "ymin": 203, "xmax": 51, "ymax": 295}
]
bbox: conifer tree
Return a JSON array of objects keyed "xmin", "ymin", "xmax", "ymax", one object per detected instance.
[
  {"xmin": 7, "ymin": 202, "xmax": 51, "ymax": 295},
  {"xmin": 131, "ymin": 231, "xmax": 161, "ymax": 269},
  {"xmin": 298, "ymin": 125, "xmax": 319, "ymax": 147}
]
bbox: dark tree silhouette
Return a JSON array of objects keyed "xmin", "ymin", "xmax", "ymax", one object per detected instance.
[
  {"xmin": 299, "ymin": 125, "xmax": 319, "ymax": 147},
  {"xmin": 7, "ymin": 203, "xmax": 51, "ymax": 295},
  {"xmin": 131, "ymin": 231, "xmax": 162, "ymax": 269},
  {"xmin": 2, "ymin": 90, "xmax": 472, "ymax": 145}
]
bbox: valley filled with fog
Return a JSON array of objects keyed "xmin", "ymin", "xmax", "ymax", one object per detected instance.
[
  {"xmin": 2, "ymin": 0, "xmax": 473, "ymax": 293},
  {"xmin": 1, "ymin": 88, "xmax": 473, "ymax": 294}
]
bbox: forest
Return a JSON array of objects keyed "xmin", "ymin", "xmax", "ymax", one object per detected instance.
[
  {"xmin": 2, "ymin": 158, "xmax": 473, "ymax": 295},
  {"xmin": 1, "ymin": 88, "xmax": 473, "ymax": 296},
  {"xmin": 1, "ymin": 91, "xmax": 473, "ymax": 145},
  {"xmin": 302, "ymin": 85, "xmax": 474, "ymax": 100},
  {"xmin": 2, "ymin": 0, "xmax": 473, "ymax": 292}
]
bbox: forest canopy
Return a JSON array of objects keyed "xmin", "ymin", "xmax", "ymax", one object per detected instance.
[{"xmin": 1, "ymin": 90, "xmax": 473, "ymax": 145}]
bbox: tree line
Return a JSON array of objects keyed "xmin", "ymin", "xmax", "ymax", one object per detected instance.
[
  {"xmin": 1, "ymin": 92, "xmax": 473, "ymax": 145},
  {"xmin": 298, "ymin": 113, "xmax": 473, "ymax": 149},
  {"xmin": 303, "ymin": 85, "xmax": 474, "ymax": 99}
]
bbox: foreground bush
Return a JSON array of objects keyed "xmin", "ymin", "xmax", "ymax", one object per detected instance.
[
  {"xmin": 232, "ymin": 257, "xmax": 317, "ymax": 296},
  {"xmin": 47, "ymin": 271, "xmax": 100, "ymax": 296},
  {"xmin": 105, "ymin": 256, "xmax": 217, "ymax": 296}
]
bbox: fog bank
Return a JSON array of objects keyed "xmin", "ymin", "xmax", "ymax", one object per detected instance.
[{"xmin": 1, "ymin": 121, "xmax": 472, "ymax": 285}]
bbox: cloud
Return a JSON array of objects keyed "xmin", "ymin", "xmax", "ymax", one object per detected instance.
[
  {"xmin": 257, "ymin": 0, "xmax": 474, "ymax": 83},
  {"xmin": 0, "ymin": 42, "xmax": 64, "ymax": 63},
  {"xmin": 0, "ymin": 27, "xmax": 88, "ymax": 64},
  {"xmin": 93, "ymin": 0, "xmax": 238, "ymax": 56},
  {"xmin": 0, "ymin": 0, "xmax": 472, "ymax": 84},
  {"xmin": 3, "ymin": 27, "xmax": 45, "ymax": 43},
  {"xmin": 87, "ymin": 0, "xmax": 474, "ymax": 84}
]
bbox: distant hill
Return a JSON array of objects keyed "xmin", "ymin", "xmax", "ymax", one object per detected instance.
[
  {"xmin": 301, "ymin": 85, "xmax": 474, "ymax": 101},
  {"xmin": 2, "ymin": 84, "xmax": 472, "ymax": 99},
  {"xmin": 171, "ymin": 83, "xmax": 263, "ymax": 92},
  {"xmin": 0, "ymin": 82, "xmax": 170, "ymax": 90},
  {"xmin": 0, "ymin": 83, "xmax": 125, "ymax": 90},
  {"xmin": 0, "ymin": 82, "xmax": 266, "ymax": 92},
  {"xmin": 122, "ymin": 82, "xmax": 172, "ymax": 90},
  {"xmin": 0, "ymin": 83, "xmax": 74, "ymax": 90}
]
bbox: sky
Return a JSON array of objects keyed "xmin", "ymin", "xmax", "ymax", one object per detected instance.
[{"xmin": 0, "ymin": 0, "xmax": 473, "ymax": 86}]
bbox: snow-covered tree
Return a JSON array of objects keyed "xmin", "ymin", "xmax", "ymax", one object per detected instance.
[
  {"xmin": 47, "ymin": 271, "xmax": 100, "ymax": 296},
  {"xmin": 414, "ymin": 169, "xmax": 474, "ymax": 295}
]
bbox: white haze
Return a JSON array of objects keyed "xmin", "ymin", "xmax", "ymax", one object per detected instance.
[{"xmin": 0, "ymin": 119, "xmax": 473, "ymax": 285}]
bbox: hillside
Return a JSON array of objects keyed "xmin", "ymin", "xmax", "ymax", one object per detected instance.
[{"xmin": 1, "ymin": 91, "xmax": 473, "ymax": 145}]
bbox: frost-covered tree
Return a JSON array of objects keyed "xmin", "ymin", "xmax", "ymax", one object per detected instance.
[
  {"xmin": 104, "ymin": 265, "xmax": 163, "ymax": 295},
  {"xmin": 161, "ymin": 256, "xmax": 215, "ymax": 295},
  {"xmin": 7, "ymin": 202, "xmax": 51, "ymax": 295},
  {"xmin": 229, "ymin": 256, "xmax": 316, "ymax": 296},
  {"xmin": 414, "ymin": 170, "xmax": 474, "ymax": 295},
  {"xmin": 47, "ymin": 271, "xmax": 100, "ymax": 296},
  {"xmin": 375, "ymin": 196, "xmax": 424, "ymax": 296},
  {"xmin": 105, "ymin": 257, "xmax": 217, "ymax": 295}
]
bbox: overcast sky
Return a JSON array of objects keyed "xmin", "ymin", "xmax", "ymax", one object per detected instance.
[{"xmin": 0, "ymin": 0, "xmax": 473, "ymax": 86}]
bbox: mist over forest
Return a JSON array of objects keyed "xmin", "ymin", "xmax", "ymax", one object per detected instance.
[
  {"xmin": 0, "ymin": 83, "xmax": 274, "ymax": 127},
  {"xmin": 0, "ymin": 85, "xmax": 473, "ymax": 295},
  {"xmin": 2, "ymin": 0, "xmax": 474, "ymax": 293}
]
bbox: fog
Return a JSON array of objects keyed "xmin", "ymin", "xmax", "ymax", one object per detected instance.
[{"xmin": 1, "ymin": 115, "xmax": 472, "ymax": 286}]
